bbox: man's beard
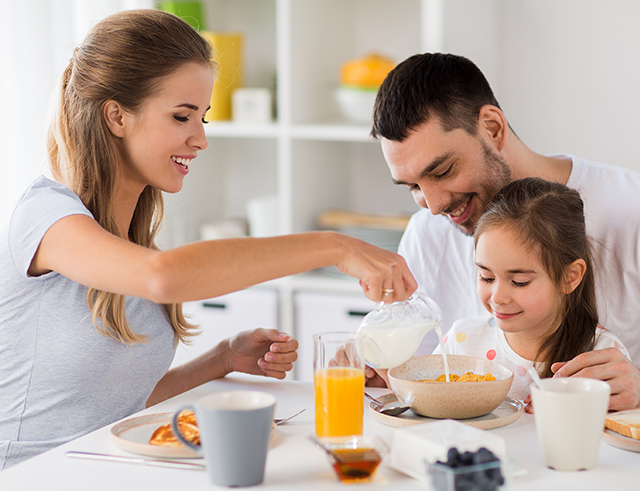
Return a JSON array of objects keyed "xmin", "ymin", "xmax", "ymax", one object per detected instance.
[{"xmin": 450, "ymin": 140, "xmax": 511, "ymax": 237}]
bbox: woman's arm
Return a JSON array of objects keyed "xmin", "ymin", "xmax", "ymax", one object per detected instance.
[
  {"xmin": 146, "ymin": 328, "xmax": 298, "ymax": 407},
  {"xmin": 31, "ymin": 214, "xmax": 416, "ymax": 303}
]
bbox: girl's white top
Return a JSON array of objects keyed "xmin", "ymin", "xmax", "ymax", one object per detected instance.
[{"xmin": 433, "ymin": 314, "xmax": 630, "ymax": 401}]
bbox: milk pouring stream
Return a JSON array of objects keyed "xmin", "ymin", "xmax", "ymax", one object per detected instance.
[{"xmin": 355, "ymin": 292, "xmax": 447, "ymax": 372}]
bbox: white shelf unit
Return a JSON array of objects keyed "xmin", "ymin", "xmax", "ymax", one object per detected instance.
[{"xmin": 158, "ymin": 0, "xmax": 483, "ymax": 379}]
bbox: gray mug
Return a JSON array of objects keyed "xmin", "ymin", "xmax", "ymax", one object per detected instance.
[{"xmin": 171, "ymin": 390, "xmax": 276, "ymax": 487}]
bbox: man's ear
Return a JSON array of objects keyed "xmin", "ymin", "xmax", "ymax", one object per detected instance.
[
  {"xmin": 563, "ymin": 259, "xmax": 587, "ymax": 294},
  {"xmin": 103, "ymin": 100, "xmax": 126, "ymax": 138},
  {"xmin": 478, "ymin": 105, "xmax": 508, "ymax": 152}
]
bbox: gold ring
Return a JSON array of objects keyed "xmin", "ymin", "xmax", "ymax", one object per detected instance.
[{"xmin": 382, "ymin": 289, "xmax": 394, "ymax": 295}]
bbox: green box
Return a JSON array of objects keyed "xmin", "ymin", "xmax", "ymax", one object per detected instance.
[{"xmin": 157, "ymin": 1, "xmax": 205, "ymax": 31}]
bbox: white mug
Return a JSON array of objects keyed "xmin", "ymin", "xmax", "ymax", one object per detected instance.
[
  {"xmin": 171, "ymin": 390, "xmax": 276, "ymax": 487},
  {"xmin": 531, "ymin": 377, "xmax": 610, "ymax": 471}
]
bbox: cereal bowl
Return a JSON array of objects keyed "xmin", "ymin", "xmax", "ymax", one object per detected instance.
[{"xmin": 388, "ymin": 355, "xmax": 513, "ymax": 419}]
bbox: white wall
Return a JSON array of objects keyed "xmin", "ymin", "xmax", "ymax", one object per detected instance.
[
  {"xmin": 0, "ymin": 0, "xmax": 153, "ymax": 230},
  {"xmin": 499, "ymin": 0, "xmax": 640, "ymax": 170},
  {"xmin": 443, "ymin": 0, "xmax": 640, "ymax": 171}
]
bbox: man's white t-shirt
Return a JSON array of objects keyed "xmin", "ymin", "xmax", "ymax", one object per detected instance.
[
  {"xmin": 399, "ymin": 155, "xmax": 640, "ymax": 363},
  {"xmin": 433, "ymin": 315, "xmax": 630, "ymax": 401}
]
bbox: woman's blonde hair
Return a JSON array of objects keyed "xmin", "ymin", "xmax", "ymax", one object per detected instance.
[{"xmin": 47, "ymin": 9, "xmax": 214, "ymax": 344}]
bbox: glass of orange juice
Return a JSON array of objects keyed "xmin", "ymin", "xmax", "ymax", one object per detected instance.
[{"xmin": 314, "ymin": 331, "xmax": 365, "ymax": 437}]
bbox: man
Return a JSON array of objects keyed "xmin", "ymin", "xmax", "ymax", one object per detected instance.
[{"xmin": 370, "ymin": 52, "xmax": 640, "ymax": 411}]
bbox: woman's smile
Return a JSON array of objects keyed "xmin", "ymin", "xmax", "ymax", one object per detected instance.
[{"xmin": 172, "ymin": 155, "xmax": 195, "ymax": 175}]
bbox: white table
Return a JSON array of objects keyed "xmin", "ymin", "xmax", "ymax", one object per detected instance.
[{"xmin": 1, "ymin": 374, "xmax": 638, "ymax": 490}]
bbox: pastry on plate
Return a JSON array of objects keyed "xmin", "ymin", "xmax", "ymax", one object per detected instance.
[{"xmin": 149, "ymin": 410, "xmax": 200, "ymax": 447}]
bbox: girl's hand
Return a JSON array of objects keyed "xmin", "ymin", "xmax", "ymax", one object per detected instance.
[
  {"xmin": 365, "ymin": 366, "xmax": 390, "ymax": 388},
  {"xmin": 331, "ymin": 343, "xmax": 390, "ymax": 388},
  {"xmin": 523, "ymin": 394, "xmax": 534, "ymax": 414},
  {"xmin": 227, "ymin": 328, "xmax": 298, "ymax": 380}
]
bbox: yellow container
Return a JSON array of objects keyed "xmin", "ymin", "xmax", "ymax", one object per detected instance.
[{"xmin": 202, "ymin": 32, "xmax": 244, "ymax": 121}]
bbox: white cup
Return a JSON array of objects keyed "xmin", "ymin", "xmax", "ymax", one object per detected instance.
[
  {"xmin": 531, "ymin": 378, "xmax": 610, "ymax": 471},
  {"xmin": 171, "ymin": 391, "xmax": 276, "ymax": 486},
  {"xmin": 246, "ymin": 195, "xmax": 279, "ymax": 237}
]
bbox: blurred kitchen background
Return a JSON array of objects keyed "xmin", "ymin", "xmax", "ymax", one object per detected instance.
[{"xmin": 2, "ymin": 0, "xmax": 639, "ymax": 379}]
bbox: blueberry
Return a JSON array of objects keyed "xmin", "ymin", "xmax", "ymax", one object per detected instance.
[
  {"xmin": 473, "ymin": 447, "xmax": 498, "ymax": 465},
  {"xmin": 460, "ymin": 451, "xmax": 474, "ymax": 466},
  {"xmin": 430, "ymin": 447, "xmax": 504, "ymax": 491},
  {"xmin": 447, "ymin": 447, "xmax": 460, "ymax": 465}
]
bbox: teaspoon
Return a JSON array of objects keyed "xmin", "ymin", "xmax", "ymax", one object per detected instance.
[
  {"xmin": 528, "ymin": 366, "xmax": 544, "ymax": 390},
  {"xmin": 364, "ymin": 392, "xmax": 411, "ymax": 416}
]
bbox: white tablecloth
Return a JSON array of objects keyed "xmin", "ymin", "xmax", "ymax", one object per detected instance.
[{"xmin": 1, "ymin": 374, "xmax": 638, "ymax": 490}]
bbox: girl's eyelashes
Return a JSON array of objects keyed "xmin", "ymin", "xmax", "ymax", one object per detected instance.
[
  {"xmin": 512, "ymin": 280, "xmax": 531, "ymax": 287},
  {"xmin": 478, "ymin": 275, "xmax": 531, "ymax": 287},
  {"xmin": 201, "ymin": 118, "xmax": 209, "ymax": 124}
]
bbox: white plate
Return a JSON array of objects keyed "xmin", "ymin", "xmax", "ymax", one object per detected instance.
[
  {"xmin": 110, "ymin": 412, "xmax": 282, "ymax": 459},
  {"xmin": 369, "ymin": 393, "xmax": 523, "ymax": 430},
  {"xmin": 602, "ymin": 428, "xmax": 640, "ymax": 452},
  {"xmin": 110, "ymin": 412, "xmax": 201, "ymax": 459}
]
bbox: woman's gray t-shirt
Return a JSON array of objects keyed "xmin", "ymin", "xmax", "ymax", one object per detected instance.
[{"xmin": 0, "ymin": 176, "xmax": 176, "ymax": 470}]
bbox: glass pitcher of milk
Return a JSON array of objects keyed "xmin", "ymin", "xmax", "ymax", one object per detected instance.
[{"xmin": 355, "ymin": 292, "xmax": 443, "ymax": 369}]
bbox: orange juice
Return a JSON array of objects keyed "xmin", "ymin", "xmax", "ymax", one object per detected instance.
[{"xmin": 314, "ymin": 367, "xmax": 364, "ymax": 437}]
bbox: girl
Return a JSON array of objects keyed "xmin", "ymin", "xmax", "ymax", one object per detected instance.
[
  {"xmin": 0, "ymin": 10, "xmax": 416, "ymax": 469},
  {"xmin": 434, "ymin": 177, "xmax": 630, "ymax": 409}
]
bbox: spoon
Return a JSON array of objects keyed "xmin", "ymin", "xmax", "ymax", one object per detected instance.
[
  {"xmin": 364, "ymin": 392, "xmax": 411, "ymax": 416},
  {"xmin": 274, "ymin": 408, "xmax": 306, "ymax": 425},
  {"xmin": 308, "ymin": 436, "xmax": 347, "ymax": 463},
  {"xmin": 527, "ymin": 366, "xmax": 544, "ymax": 390}
]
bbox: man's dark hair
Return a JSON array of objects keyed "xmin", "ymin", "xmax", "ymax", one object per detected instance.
[{"xmin": 371, "ymin": 53, "xmax": 502, "ymax": 141}]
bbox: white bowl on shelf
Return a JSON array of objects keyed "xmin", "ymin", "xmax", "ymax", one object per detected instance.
[{"xmin": 335, "ymin": 87, "xmax": 378, "ymax": 123}]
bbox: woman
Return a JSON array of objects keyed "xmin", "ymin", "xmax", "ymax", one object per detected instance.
[{"xmin": 0, "ymin": 9, "xmax": 416, "ymax": 469}]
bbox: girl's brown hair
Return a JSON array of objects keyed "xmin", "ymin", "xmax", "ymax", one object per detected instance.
[
  {"xmin": 474, "ymin": 177, "xmax": 598, "ymax": 377},
  {"xmin": 47, "ymin": 9, "xmax": 214, "ymax": 344}
]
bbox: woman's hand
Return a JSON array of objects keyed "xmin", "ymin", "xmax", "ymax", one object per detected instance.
[
  {"xmin": 335, "ymin": 235, "xmax": 418, "ymax": 304},
  {"xmin": 226, "ymin": 328, "xmax": 299, "ymax": 380},
  {"xmin": 146, "ymin": 328, "xmax": 298, "ymax": 407}
]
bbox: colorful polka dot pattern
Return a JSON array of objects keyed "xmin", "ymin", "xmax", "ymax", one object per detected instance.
[{"xmin": 455, "ymin": 332, "xmax": 467, "ymax": 343}]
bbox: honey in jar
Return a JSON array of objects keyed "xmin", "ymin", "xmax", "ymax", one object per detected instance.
[{"xmin": 329, "ymin": 447, "xmax": 383, "ymax": 484}]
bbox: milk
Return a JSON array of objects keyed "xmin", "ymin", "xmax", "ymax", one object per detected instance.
[
  {"xmin": 434, "ymin": 324, "xmax": 450, "ymax": 382},
  {"xmin": 354, "ymin": 292, "xmax": 445, "ymax": 372},
  {"xmin": 356, "ymin": 319, "xmax": 439, "ymax": 369}
]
